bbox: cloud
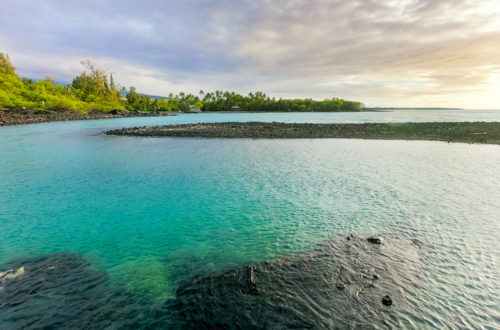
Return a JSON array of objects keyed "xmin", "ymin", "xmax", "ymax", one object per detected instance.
[{"xmin": 0, "ymin": 0, "xmax": 499, "ymax": 108}]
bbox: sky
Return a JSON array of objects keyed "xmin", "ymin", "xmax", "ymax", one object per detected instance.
[{"xmin": 1, "ymin": 0, "xmax": 499, "ymax": 108}]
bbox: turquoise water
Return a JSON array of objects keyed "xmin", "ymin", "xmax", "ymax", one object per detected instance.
[{"xmin": 1, "ymin": 110, "xmax": 499, "ymax": 328}]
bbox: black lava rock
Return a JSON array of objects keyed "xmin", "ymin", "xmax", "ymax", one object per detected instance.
[
  {"xmin": 382, "ymin": 295, "xmax": 393, "ymax": 306},
  {"xmin": 367, "ymin": 236, "xmax": 384, "ymax": 244},
  {"xmin": 166, "ymin": 235, "xmax": 423, "ymax": 328},
  {"xmin": 245, "ymin": 265, "xmax": 259, "ymax": 295}
]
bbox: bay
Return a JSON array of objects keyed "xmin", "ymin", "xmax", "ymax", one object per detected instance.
[{"xmin": 0, "ymin": 110, "xmax": 499, "ymax": 328}]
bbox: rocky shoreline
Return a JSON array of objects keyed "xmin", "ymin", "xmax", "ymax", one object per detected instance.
[
  {"xmin": 0, "ymin": 108, "xmax": 175, "ymax": 126},
  {"xmin": 106, "ymin": 121, "xmax": 500, "ymax": 145}
]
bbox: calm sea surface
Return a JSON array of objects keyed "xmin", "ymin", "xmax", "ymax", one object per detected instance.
[{"xmin": 0, "ymin": 110, "xmax": 499, "ymax": 328}]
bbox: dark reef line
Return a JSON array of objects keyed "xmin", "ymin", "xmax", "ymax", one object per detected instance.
[{"xmin": 106, "ymin": 121, "xmax": 500, "ymax": 145}]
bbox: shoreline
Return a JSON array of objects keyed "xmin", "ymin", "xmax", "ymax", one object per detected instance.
[
  {"xmin": 106, "ymin": 121, "xmax": 500, "ymax": 145},
  {"xmin": 0, "ymin": 109, "xmax": 176, "ymax": 126}
]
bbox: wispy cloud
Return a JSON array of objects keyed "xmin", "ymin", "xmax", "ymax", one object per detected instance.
[{"xmin": 1, "ymin": 0, "xmax": 499, "ymax": 108}]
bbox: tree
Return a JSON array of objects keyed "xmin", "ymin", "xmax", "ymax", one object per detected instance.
[
  {"xmin": 72, "ymin": 61, "xmax": 107, "ymax": 101},
  {"xmin": 138, "ymin": 95, "xmax": 151, "ymax": 111},
  {"xmin": 71, "ymin": 60, "xmax": 122, "ymax": 109},
  {"xmin": 0, "ymin": 53, "xmax": 16, "ymax": 75},
  {"xmin": 126, "ymin": 86, "xmax": 140, "ymax": 110},
  {"xmin": 110, "ymin": 73, "xmax": 115, "ymax": 90}
]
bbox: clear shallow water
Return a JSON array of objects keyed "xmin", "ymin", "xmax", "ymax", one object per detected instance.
[{"xmin": 0, "ymin": 110, "xmax": 499, "ymax": 328}]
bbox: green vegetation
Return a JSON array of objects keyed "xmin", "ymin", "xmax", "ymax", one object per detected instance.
[
  {"xmin": 200, "ymin": 91, "xmax": 362, "ymax": 112},
  {"xmin": 124, "ymin": 87, "xmax": 187, "ymax": 112},
  {"xmin": 0, "ymin": 53, "xmax": 121, "ymax": 113},
  {"xmin": 124, "ymin": 90, "xmax": 363, "ymax": 112},
  {"xmin": 1, "ymin": 52, "xmax": 363, "ymax": 113},
  {"xmin": 70, "ymin": 60, "xmax": 122, "ymax": 110}
]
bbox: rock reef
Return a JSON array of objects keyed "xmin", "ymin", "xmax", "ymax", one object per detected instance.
[
  {"xmin": 105, "ymin": 121, "xmax": 500, "ymax": 145},
  {"xmin": 0, "ymin": 253, "xmax": 165, "ymax": 329},
  {"xmin": 165, "ymin": 234, "xmax": 424, "ymax": 328},
  {"xmin": 0, "ymin": 235, "xmax": 423, "ymax": 328}
]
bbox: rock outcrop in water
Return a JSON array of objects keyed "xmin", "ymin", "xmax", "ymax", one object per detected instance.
[
  {"xmin": 165, "ymin": 235, "xmax": 424, "ymax": 328},
  {"xmin": 367, "ymin": 236, "xmax": 384, "ymax": 244},
  {"xmin": 382, "ymin": 295, "xmax": 393, "ymax": 306},
  {"xmin": 105, "ymin": 121, "xmax": 500, "ymax": 145}
]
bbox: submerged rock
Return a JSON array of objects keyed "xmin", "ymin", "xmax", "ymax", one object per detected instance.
[
  {"xmin": 166, "ymin": 235, "xmax": 423, "ymax": 328},
  {"xmin": 0, "ymin": 253, "xmax": 166, "ymax": 329},
  {"xmin": 0, "ymin": 236, "xmax": 423, "ymax": 328}
]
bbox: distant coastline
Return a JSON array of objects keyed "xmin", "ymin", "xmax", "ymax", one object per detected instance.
[
  {"xmin": 363, "ymin": 107, "xmax": 463, "ymax": 111},
  {"xmin": 106, "ymin": 122, "xmax": 500, "ymax": 145},
  {"xmin": 1, "ymin": 53, "xmax": 363, "ymax": 115}
]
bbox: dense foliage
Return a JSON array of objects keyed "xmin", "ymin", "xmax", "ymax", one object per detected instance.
[
  {"xmin": 125, "ymin": 90, "xmax": 363, "ymax": 112},
  {"xmin": 0, "ymin": 54, "xmax": 122, "ymax": 112},
  {"xmin": 1, "ymin": 53, "xmax": 363, "ymax": 113},
  {"xmin": 71, "ymin": 60, "xmax": 122, "ymax": 110},
  {"xmin": 200, "ymin": 91, "xmax": 362, "ymax": 112}
]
